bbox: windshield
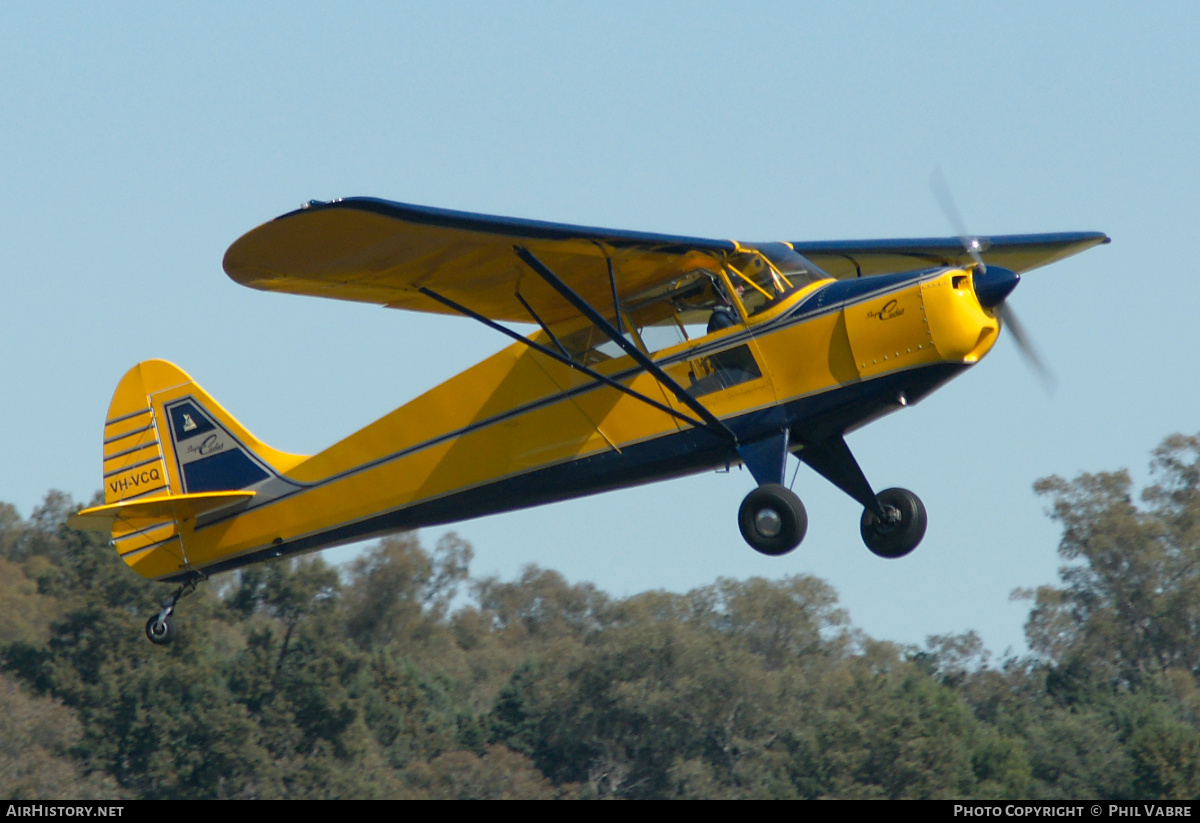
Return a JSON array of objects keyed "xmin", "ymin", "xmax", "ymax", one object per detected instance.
[{"xmin": 724, "ymin": 243, "xmax": 828, "ymax": 316}]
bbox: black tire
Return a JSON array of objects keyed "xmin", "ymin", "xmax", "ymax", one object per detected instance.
[
  {"xmin": 145, "ymin": 614, "xmax": 175, "ymax": 645},
  {"xmin": 860, "ymin": 487, "xmax": 927, "ymax": 559},
  {"xmin": 739, "ymin": 484, "xmax": 807, "ymax": 556}
]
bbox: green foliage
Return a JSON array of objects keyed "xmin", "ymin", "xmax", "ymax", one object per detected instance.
[
  {"xmin": 402, "ymin": 744, "xmax": 573, "ymax": 799},
  {"xmin": 343, "ymin": 533, "xmax": 468, "ymax": 648},
  {"xmin": 2, "ymin": 437, "xmax": 1200, "ymax": 799},
  {"xmin": 0, "ymin": 672, "xmax": 122, "ymax": 799},
  {"xmin": 1028, "ymin": 433, "xmax": 1200, "ymax": 689}
]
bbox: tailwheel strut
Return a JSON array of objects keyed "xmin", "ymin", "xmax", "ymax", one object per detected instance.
[{"xmin": 145, "ymin": 573, "xmax": 204, "ymax": 646}]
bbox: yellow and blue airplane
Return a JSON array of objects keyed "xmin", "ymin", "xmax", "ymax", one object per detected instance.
[{"xmin": 69, "ymin": 198, "xmax": 1109, "ymax": 643}]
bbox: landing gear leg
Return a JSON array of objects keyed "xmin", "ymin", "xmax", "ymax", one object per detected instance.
[
  {"xmin": 144, "ymin": 574, "xmax": 203, "ymax": 646},
  {"xmin": 797, "ymin": 435, "xmax": 926, "ymax": 559},
  {"xmin": 734, "ymin": 429, "xmax": 808, "ymax": 555}
]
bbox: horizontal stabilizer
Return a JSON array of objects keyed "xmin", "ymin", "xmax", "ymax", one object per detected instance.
[{"xmin": 68, "ymin": 491, "xmax": 255, "ymax": 533}]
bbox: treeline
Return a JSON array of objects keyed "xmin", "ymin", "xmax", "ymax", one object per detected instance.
[{"xmin": 2, "ymin": 435, "xmax": 1199, "ymax": 799}]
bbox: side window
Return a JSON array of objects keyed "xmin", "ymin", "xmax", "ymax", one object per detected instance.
[
  {"xmin": 552, "ymin": 268, "xmax": 766, "ymax": 396},
  {"xmin": 623, "ymin": 270, "xmax": 764, "ymax": 397},
  {"xmin": 624, "ymin": 270, "xmax": 737, "ymax": 355},
  {"xmin": 687, "ymin": 343, "xmax": 762, "ymax": 397},
  {"xmin": 558, "ymin": 324, "xmax": 636, "ymax": 366}
]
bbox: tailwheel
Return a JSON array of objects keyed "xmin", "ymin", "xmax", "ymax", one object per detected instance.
[
  {"xmin": 860, "ymin": 487, "xmax": 927, "ymax": 559},
  {"xmin": 142, "ymin": 574, "xmax": 203, "ymax": 645},
  {"xmin": 739, "ymin": 484, "xmax": 807, "ymax": 556},
  {"xmin": 145, "ymin": 614, "xmax": 176, "ymax": 645}
]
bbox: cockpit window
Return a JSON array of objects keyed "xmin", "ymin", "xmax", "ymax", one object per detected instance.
[
  {"xmin": 554, "ymin": 248, "xmax": 827, "ymax": 366},
  {"xmin": 557, "ymin": 322, "xmax": 633, "ymax": 365},
  {"xmin": 556, "ymin": 269, "xmax": 738, "ymax": 363},
  {"xmin": 624, "ymin": 270, "xmax": 734, "ymax": 353}
]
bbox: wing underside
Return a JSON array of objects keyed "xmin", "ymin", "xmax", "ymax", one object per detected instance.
[
  {"xmin": 224, "ymin": 198, "xmax": 734, "ymax": 327},
  {"xmin": 223, "ymin": 197, "xmax": 1109, "ymax": 325}
]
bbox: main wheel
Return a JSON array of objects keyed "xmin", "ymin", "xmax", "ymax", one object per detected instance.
[
  {"xmin": 145, "ymin": 614, "xmax": 175, "ymax": 646},
  {"xmin": 739, "ymin": 484, "xmax": 807, "ymax": 556},
  {"xmin": 860, "ymin": 487, "xmax": 927, "ymax": 559}
]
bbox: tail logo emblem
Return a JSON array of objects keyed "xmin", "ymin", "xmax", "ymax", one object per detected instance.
[{"xmin": 182, "ymin": 414, "xmax": 198, "ymax": 432}]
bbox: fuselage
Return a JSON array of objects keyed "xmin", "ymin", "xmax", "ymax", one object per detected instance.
[{"xmin": 105, "ymin": 265, "xmax": 999, "ymax": 581}]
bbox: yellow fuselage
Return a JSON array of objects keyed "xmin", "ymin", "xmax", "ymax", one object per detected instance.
[{"xmin": 99, "ymin": 266, "xmax": 998, "ymax": 581}]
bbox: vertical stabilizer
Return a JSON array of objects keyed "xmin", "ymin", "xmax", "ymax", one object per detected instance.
[{"xmin": 75, "ymin": 360, "xmax": 305, "ymax": 579}]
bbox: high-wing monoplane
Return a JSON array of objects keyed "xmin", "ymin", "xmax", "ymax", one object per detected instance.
[{"xmin": 69, "ymin": 198, "xmax": 1109, "ymax": 643}]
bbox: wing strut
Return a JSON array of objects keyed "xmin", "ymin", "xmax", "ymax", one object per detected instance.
[
  {"xmin": 514, "ymin": 246, "xmax": 738, "ymax": 443},
  {"xmin": 515, "ymin": 291, "xmax": 572, "ymax": 360},
  {"xmin": 589, "ymin": 241, "xmax": 626, "ymax": 336},
  {"xmin": 417, "ymin": 287, "xmax": 715, "ymax": 433}
]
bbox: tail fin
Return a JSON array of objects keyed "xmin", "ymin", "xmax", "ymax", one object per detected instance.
[{"xmin": 72, "ymin": 360, "xmax": 304, "ymax": 579}]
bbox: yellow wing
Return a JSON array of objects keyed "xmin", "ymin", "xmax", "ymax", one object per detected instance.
[
  {"xmin": 223, "ymin": 198, "xmax": 736, "ymax": 327},
  {"xmin": 223, "ymin": 198, "xmax": 1110, "ymax": 324}
]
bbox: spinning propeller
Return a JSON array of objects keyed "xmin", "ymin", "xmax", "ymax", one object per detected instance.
[{"xmin": 929, "ymin": 167, "xmax": 1055, "ymax": 392}]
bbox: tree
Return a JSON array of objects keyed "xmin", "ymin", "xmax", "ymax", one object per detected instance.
[
  {"xmin": 0, "ymin": 672, "xmax": 123, "ymax": 800},
  {"xmin": 402, "ymin": 744, "xmax": 574, "ymax": 799},
  {"xmin": 343, "ymin": 533, "xmax": 471, "ymax": 649},
  {"xmin": 1025, "ymin": 433, "xmax": 1200, "ymax": 690}
]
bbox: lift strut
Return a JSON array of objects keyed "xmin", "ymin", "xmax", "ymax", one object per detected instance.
[
  {"xmin": 417, "ymin": 287, "xmax": 715, "ymax": 434},
  {"xmin": 513, "ymin": 245, "xmax": 737, "ymax": 444}
]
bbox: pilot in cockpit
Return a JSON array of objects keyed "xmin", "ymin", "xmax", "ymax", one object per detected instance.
[{"xmin": 707, "ymin": 282, "xmax": 745, "ymax": 334}]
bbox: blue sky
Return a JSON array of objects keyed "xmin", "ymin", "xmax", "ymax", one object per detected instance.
[{"xmin": 3, "ymin": 2, "xmax": 1197, "ymax": 655}]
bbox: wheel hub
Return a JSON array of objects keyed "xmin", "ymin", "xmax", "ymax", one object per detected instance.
[
  {"xmin": 859, "ymin": 488, "xmax": 927, "ymax": 560},
  {"xmin": 738, "ymin": 483, "xmax": 807, "ymax": 557},
  {"xmin": 755, "ymin": 508, "xmax": 783, "ymax": 537},
  {"xmin": 872, "ymin": 505, "xmax": 902, "ymax": 534}
]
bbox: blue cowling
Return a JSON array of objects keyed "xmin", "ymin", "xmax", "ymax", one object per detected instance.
[{"xmin": 973, "ymin": 266, "xmax": 1020, "ymax": 309}]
